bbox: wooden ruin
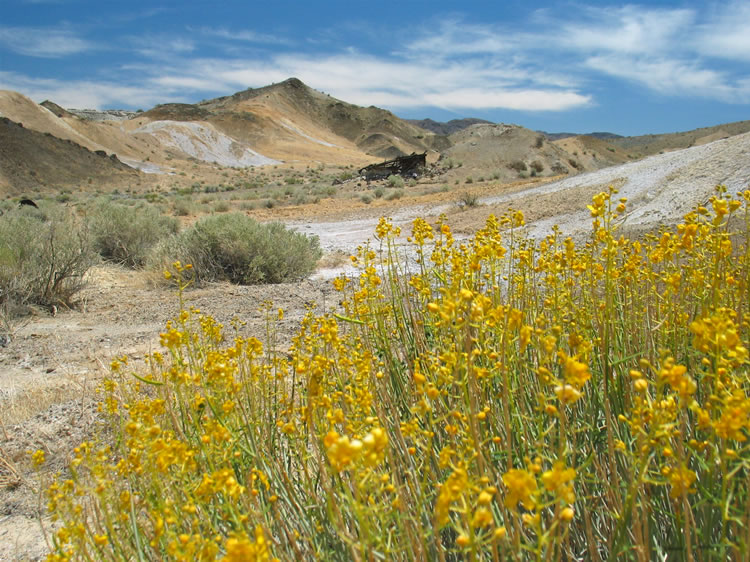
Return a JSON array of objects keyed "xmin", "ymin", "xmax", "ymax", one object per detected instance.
[{"xmin": 359, "ymin": 152, "xmax": 427, "ymax": 181}]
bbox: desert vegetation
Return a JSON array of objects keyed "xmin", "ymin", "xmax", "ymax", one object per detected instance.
[
  {"xmin": 0, "ymin": 199, "xmax": 322, "ymax": 334},
  {"xmin": 38, "ymin": 185, "xmax": 750, "ymax": 560},
  {"xmin": 87, "ymin": 199, "xmax": 179, "ymax": 268},
  {"xmin": 149, "ymin": 214, "xmax": 322, "ymax": 285},
  {"xmin": 0, "ymin": 203, "xmax": 96, "ymax": 319}
]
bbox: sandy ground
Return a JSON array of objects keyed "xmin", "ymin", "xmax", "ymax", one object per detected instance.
[
  {"xmin": 297, "ymin": 132, "xmax": 750, "ymax": 278},
  {"xmin": 1, "ymin": 131, "xmax": 749, "ymax": 560},
  {"xmin": 0, "ymin": 269, "xmax": 337, "ymax": 561}
]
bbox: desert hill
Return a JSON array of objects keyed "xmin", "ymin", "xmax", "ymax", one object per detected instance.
[
  {"xmin": 608, "ymin": 120, "xmax": 750, "ymax": 157},
  {"xmin": 0, "ymin": 79, "xmax": 453, "ymax": 193},
  {"xmin": 541, "ymin": 131, "xmax": 623, "ymax": 141},
  {"xmin": 406, "ymin": 117, "xmax": 494, "ymax": 136},
  {"xmin": 439, "ymin": 123, "xmax": 602, "ymax": 182},
  {"xmin": 194, "ymin": 78, "xmax": 450, "ymax": 159},
  {"xmin": 2, "ymin": 77, "xmax": 750, "ymax": 197},
  {"xmin": 0, "ymin": 117, "xmax": 139, "ymax": 194}
]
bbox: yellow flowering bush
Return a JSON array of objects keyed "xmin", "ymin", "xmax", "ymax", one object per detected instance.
[{"xmin": 44, "ymin": 185, "xmax": 750, "ymax": 560}]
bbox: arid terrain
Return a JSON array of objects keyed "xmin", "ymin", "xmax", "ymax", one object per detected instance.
[{"xmin": 1, "ymin": 78, "xmax": 750, "ymax": 560}]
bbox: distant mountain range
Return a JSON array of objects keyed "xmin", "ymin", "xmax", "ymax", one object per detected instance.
[{"xmin": 405, "ymin": 118, "xmax": 494, "ymax": 136}]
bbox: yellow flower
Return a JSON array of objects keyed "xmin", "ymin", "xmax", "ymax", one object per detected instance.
[
  {"xmin": 472, "ymin": 507, "xmax": 494, "ymax": 528},
  {"xmin": 554, "ymin": 384, "xmax": 583, "ymax": 404},
  {"xmin": 435, "ymin": 466, "xmax": 468, "ymax": 527},
  {"xmin": 502, "ymin": 468, "xmax": 537, "ymax": 510},
  {"xmin": 541, "ymin": 461, "xmax": 576, "ymax": 503},
  {"xmin": 31, "ymin": 449, "xmax": 45, "ymax": 467},
  {"xmin": 668, "ymin": 465, "xmax": 697, "ymax": 498},
  {"xmin": 221, "ymin": 526, "xmax": 270, "ymax": 561},
  {"xmin": 326, "ymin": 433, "xmax": 363, "ymax": 472}
]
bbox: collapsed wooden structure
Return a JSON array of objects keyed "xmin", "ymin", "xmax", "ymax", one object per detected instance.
[{"xmin": 358, "ymin": 152, "xmax": 427, "ymax": 181}]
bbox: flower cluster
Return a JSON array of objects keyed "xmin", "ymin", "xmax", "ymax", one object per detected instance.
[{"xmin": 44, "ymin": 185, "xmax": 750, "ymax": 560}]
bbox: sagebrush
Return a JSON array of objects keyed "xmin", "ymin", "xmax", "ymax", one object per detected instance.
[
  {"xmin": 149, "ymin": 213, "xmax": 321, "ymax": 285},
  {"xmin": 88, "ymin": 199, "xmax": 179, "ymax": 267},
  {"xmin": 0, "ymin": 204, "xmax": 95, "ymax": 315}
]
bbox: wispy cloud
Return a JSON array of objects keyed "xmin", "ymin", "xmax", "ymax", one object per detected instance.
[
  {"xmin": 557, "ymin": 5, "xmax": 694, "ymax": 55},
  {"xmin": 127, "ymin": 34, "xmax": 195, "ymax": 59},
  {"xmin": 584, "ymin": 55, "xmax": 748, "ymax": 102},
  {"xmin": 197, "ymin": 26, "xmax": 291, "ymax": 46},
  {"xmin": 695, "ymin": 0, "xmax": 750, "ymax": 61},
  {"xmin": 0, "ymin": 25, "xmax": 94, "ymax": 57},
  {"xmin": 0, "ymin": 71, "xmax": 167, "ymax": 109}
]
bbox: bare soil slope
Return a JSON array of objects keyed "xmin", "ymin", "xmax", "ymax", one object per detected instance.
[
  {"xmin": 610, "ymin": 120, "xmax": 750, "ymax": 157},
  {"xmin": 442, "ymin": 123, "xmax": 582, "ymax": 182},
  {"xmin": 201, "ymin": 78, "xmax": 450, "ymax": 159},
  {"xmin": 0, "ymin": 118, "xmax": 140, "ymax": 194}
]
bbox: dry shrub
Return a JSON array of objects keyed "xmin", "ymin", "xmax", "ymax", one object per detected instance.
[
  {"xmin": 0, "ymin": 204, "xmax": 95, "ymax": 316},
  {"xmin": 88, "ymin": 199, "xmax": 178, "ymax": 268},
  {"xmin": 149, "ymin": 213, "xmax": 321, "ymax": 285}
]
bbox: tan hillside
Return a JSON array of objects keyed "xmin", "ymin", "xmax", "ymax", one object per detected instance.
[
  {"xmin": 441, "ymin": 123, "xmax": 585, "ymax": 183},
  {"xmin": 552, "ymin": 135, "xmax": 633, "ymax": 170},
  {"xmin": 198, "ymin": 78, "xmax": 450, "ymax": 159},
  {"xmin": 0, "ymin": 117, "xmax": 139, "ymax": 194},
  {"xmin": 609, "ymin": 120, "xmax": 750, "ymax": 156},
  {"xmin": 0, "ymin": 91, "xmax": 101, "ymax": 150}
]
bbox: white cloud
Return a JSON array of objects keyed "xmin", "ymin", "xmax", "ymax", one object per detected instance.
[
  {"xmin": 0, "ymin": 26, "xmax": 94, "ymax": 57},
  {"xmin": 558, "ymin": 5, "xmax": 694, "ymax": 54},
  {"xmin": 0, "ymin": 71, "xmax": 166, "ymax": 109},
  {"xmin": 584, "ymin": 55, "xmax": 748, "ymax": 102},
  {"xmin": 127, "ymin": 34, "xmax": 195, "ymax": 59},
  {"xmin": 405, "ymin": 19, "xmax": 517, "ymax": 57},
  {"xmin": 197, "ymin": 27, "xmax": 291, "ymax": 46},
  {"xmin": 695, "ymin": 0, "xmax": 750, "ymax": 61},
  {"xmin": 176, "ymin": 53, "xmax": 590, "ymax": 112}
]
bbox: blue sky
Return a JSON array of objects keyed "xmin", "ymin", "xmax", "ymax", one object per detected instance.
[{"xmin": 1, "ymin": 0, "xmax": 749, "ymax": 136}]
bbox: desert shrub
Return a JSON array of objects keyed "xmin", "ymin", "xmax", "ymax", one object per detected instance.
[
  {"xmin": 149, "ymin": 213, "xmax": 321, "ymax": 285},
  {"xmin": 529, "ymin": 160, "xmax": 544, "ymax": 173},
  {"xmin": 172, "ymin": 198, "xmax": 195, "ymax": 216},
  {"xmin": 551, "ymin": 162, "xmax": 569, "ymax": 175},
  {"xmin": 387, "ymin": 174, "xmax": 405, "ymax": 188},
  {"xmin": 458, "ymin": 191, "xmax": 480, "ymax": 208},
  {"xmin": 374, "ymin": 187, "xmax": 385, "ymax": 198},
  {"xmin": 46, "ymin": 186, "xmax": 750, "ymax": 561},
  {"xmin": 508, "ymin": 160, "xmax": 527, "ymax": 172},
  {"xmin": 407, "ymin": 178, "xmax": 417, "ymax": 187},
  {"xmin": 535, "ymin": 134, "xmax": 545, "ymax": 148},
  {"xmin": 384, "ymin": 189, "xmax": 403, "ymax": 201},
  {"xmin": 88, "ymin": 200, "xmax": 178, "ymax": 268},
  {"xmin": 213, "ymin": 201, "xmax": 230, "ymax": 213},
  {"xmin": 0, "ymin": 204, "xmax": 95, "ymax": 314},
  {"xmin": 465, "ymin": 176, "xmax": 473, "ymax": 184}
]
